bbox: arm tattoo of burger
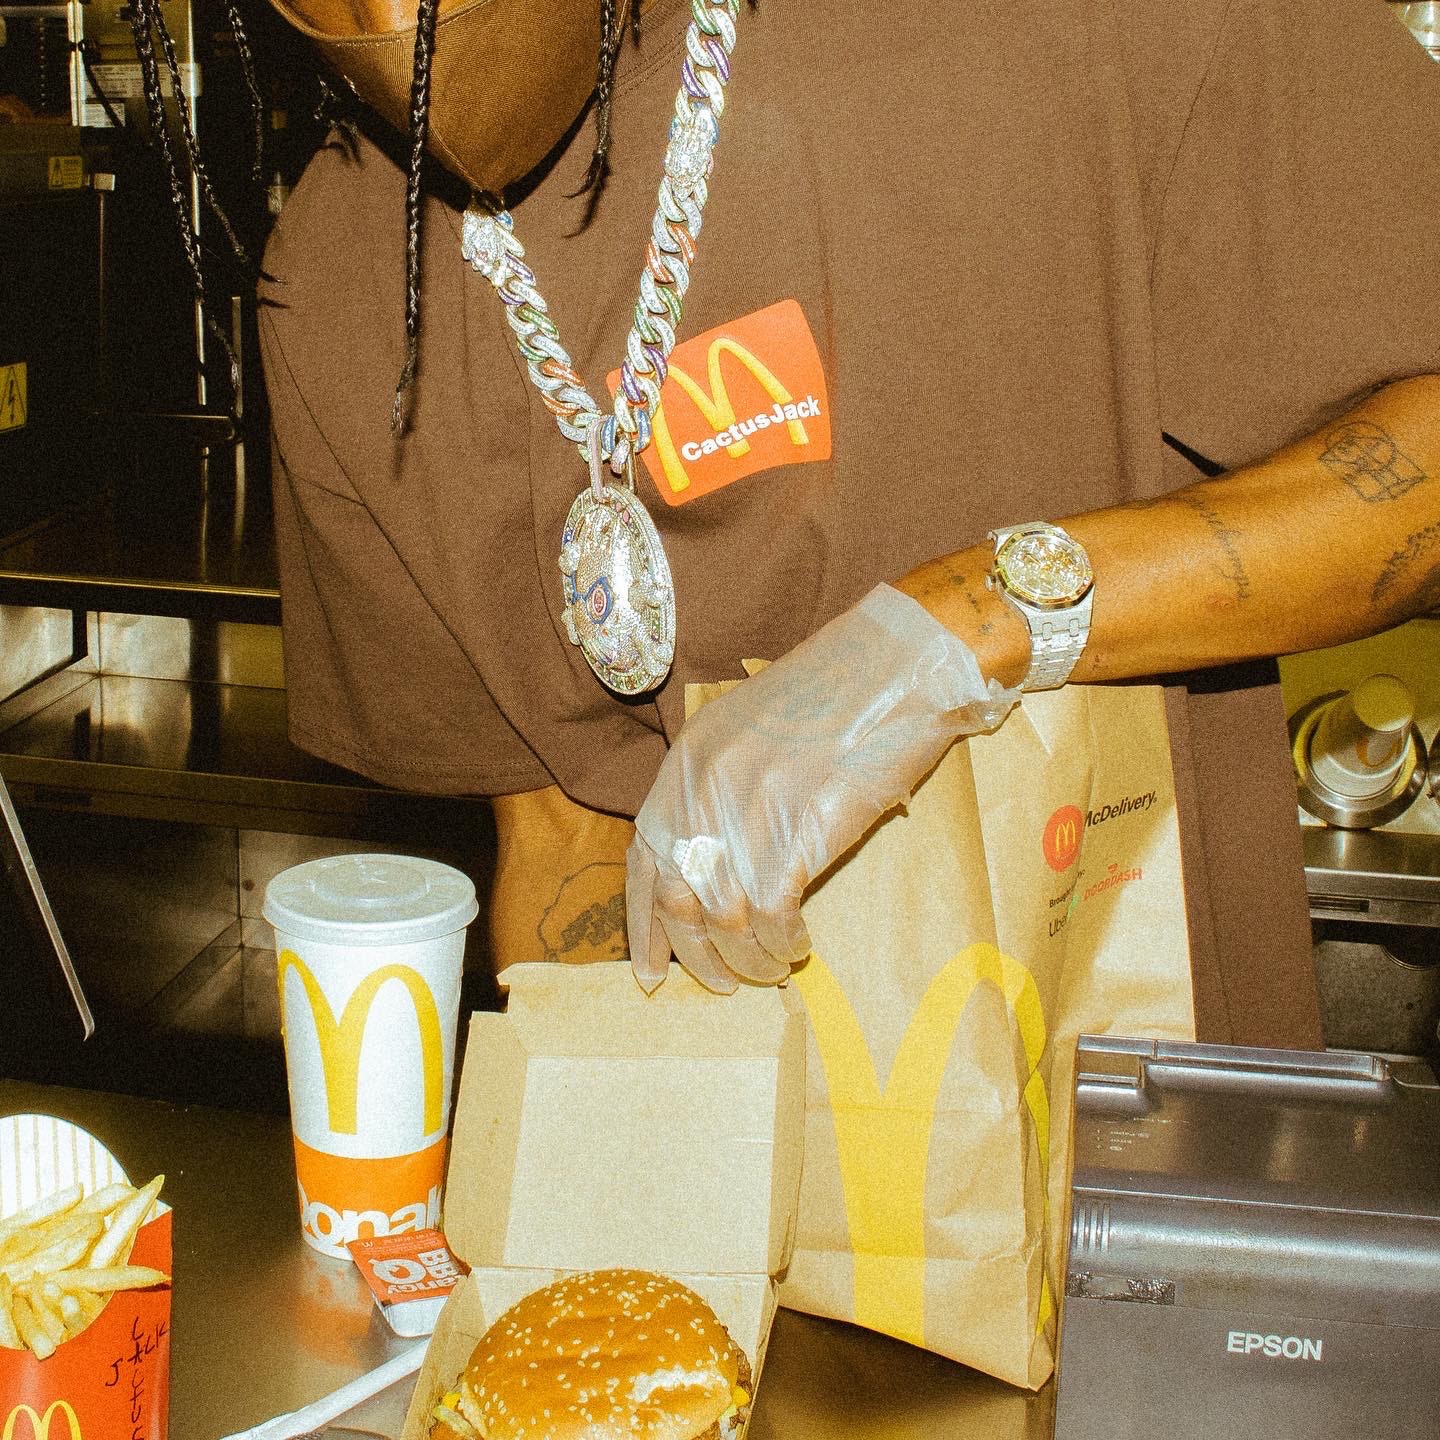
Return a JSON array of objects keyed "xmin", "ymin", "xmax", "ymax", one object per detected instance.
[{"xmin": 430, "ymin": 1269, "xmax": 753, "ymax": 1440}]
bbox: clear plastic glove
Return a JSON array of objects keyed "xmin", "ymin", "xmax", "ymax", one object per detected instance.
[{"xmin": 626, "ymin": 583, "xmax": 1020, "ymax": 993}]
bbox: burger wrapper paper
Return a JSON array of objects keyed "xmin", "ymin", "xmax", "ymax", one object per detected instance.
[
  {"xmin": 0, "ymin": 1113, "xmax": 172, "ymax": 1440},
  {"xmin": 401, "ymin": 963, "xmax": 805, "ymax": 1440},
  {"xmin": 687, "ymin": 674, "xmax": 1198, "ymax": 1391}
]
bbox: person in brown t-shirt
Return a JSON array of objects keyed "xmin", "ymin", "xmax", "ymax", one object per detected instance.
[{"xmin": 258, "ymin": 0, "xmax": 1440, "ymax": 1042}]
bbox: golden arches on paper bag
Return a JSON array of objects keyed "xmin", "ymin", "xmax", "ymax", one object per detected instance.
[{"xmin": 793, "ymin": 942, "xmax": 1053, "ymax": 1349}]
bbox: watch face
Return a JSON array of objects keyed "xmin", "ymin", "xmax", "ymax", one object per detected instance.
[{"xmin": 996, "ymin": 528, "xmax": 1094, "ymax": 608}]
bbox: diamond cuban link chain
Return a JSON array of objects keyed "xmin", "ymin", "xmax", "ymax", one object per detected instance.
[{"xmin": 461, "ymin": 0, "xmax": 741, "ymax": 695}]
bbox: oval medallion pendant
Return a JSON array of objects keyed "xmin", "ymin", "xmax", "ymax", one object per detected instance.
[{"xmin": 559, "ymin": 483, "xmax": 676, "ymax": 696}]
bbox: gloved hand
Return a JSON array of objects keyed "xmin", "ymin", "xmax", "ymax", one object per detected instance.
[{"xmin": 626, "ymin": 583, "xmax": 1020, "ymax": 992}]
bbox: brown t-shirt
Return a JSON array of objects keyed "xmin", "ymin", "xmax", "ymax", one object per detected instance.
[{"xmin": 259, "ymin": 0, "xmax": 1440, "ymax": 1046}]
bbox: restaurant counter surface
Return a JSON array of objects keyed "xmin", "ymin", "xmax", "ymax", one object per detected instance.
[{"xmin": 0, "ymin": 1080, "xmax": 1054, "ymax": 1439}]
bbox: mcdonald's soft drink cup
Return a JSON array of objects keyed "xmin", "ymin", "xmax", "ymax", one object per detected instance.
[{"xmin": 263, "ymin": 854, "xmax": 478, "ymax": 1259}]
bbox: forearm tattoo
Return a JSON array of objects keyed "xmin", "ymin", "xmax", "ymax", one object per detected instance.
[
  {"xmin": 1406, "ymin": 563, "xmax": 1440, "ymax": 617},
  {"xmin": 946, "ymin": 570, "xmax": 996, "ymax": 635},
  {"xmin": 1319, "ymin": 420, "xmax": 1427, "ymax": 502},
  {"xmin": 1372, "ymin": 520, "xmax": 1440, "ymax": 615},
  {"xmin": 538, "ymin": 861, "xmax": 629, "ymax": 964},
  {"xmin": 1119, "ymin": 489, "xmax": 1251, "ymax": 601},
  {"xmin": 1178, "ymin": 491, "xmax": 1252, "ymax": 602}
]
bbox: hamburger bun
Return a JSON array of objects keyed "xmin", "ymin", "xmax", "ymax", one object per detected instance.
[{"xmin": 432, "ymin": 1268, "xmax": 752, "ymax": 1440}]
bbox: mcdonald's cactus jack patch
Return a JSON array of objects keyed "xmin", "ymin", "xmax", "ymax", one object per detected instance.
[{"xmin": 608, "ymin": 299, "xmax": 832, "ymax": 506}]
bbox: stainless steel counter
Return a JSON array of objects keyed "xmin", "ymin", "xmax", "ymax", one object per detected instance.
[{"xmin": 0, "ymin": 1081, "xmax": 1052, "ymax": 1440}]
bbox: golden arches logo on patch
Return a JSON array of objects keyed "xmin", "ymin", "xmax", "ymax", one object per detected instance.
[
  {"xmin": 792, "ymin": 944, "xmax": 1054, "ymax": 1349},
  {"xmin": 276, "ymin": 950, "xmax": 445, "ymax": 1137},
  {"xmin": 3, "ymin": 1402, "xmax": 82, "ymax": 1440},
  {"xmin": 607, "ymin": 298, "xmax": 831, "ymax": 506}
]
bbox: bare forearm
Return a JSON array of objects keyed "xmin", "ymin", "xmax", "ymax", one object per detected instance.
[{"xmin": 898, "ymin": 374, "xmax": 1440, "ymax": 687}]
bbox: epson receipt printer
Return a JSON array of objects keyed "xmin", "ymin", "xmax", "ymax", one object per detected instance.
[{"xmin": 1055, "ymin": 1036, "xmax": 1440, "ymax": 1438}]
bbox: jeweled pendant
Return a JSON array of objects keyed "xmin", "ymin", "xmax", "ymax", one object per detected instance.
[{"xmin": 558, "ymin": 440, "xmax": 675, "ymax": 695}]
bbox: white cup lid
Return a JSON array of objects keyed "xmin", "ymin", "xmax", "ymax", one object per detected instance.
[{"xmin": 262, "ymin": 853, "xmax": 479, "ymax": 947}]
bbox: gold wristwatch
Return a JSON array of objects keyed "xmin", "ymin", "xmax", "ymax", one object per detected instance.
[{"xmin": 987, "ymin": 522, "xmax": 1095, "ymax": 691}]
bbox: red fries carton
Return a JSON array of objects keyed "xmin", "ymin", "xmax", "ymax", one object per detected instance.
[{"xmin": 0, "ymin": 1114, "xmax": 172, "ymax": 1440}]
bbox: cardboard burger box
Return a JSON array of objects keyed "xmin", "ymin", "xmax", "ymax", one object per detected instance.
[
  {"xmin": 0, "ymin": 1113, "xmax": 172, "ymax": 1440},
  {"xmin": 402, "ymin": 962, "xmax": 806, "ymax": 1440}
]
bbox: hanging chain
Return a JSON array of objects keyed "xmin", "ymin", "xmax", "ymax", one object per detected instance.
[{"xmin": 461, "ymin": 0, "xmax": 741, "ymax": 474}]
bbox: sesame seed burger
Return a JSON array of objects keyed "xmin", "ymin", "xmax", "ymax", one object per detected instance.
[{"xmin": 429, "ymin": 1268, "xmax": 753, "ymax": 1440}]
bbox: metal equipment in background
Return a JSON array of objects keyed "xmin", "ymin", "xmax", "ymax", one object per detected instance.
[
  {"xmin": 0, "ymin": 767, "xmax": 92, "ymax": 1039},
  {"xmin": 1055, "ymin": 1034, "xmax": 1440, "ymax": 1439},
  {"xmin": 0, "ymin": 0, "xmax": 289, "ymax": 533},
  {"xmin": 1279, "ymin": 621, "xmax": 1440, "ymax": 1062}
]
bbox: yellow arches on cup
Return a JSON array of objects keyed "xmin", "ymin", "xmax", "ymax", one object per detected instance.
[{"xmin": 276, "ymin": 950, "xmax": 446, "ymax": 1138}]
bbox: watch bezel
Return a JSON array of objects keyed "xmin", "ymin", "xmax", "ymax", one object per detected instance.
[{"xmin": 993, "ymin": 527, "xmax": 1095, "ymax": 610}]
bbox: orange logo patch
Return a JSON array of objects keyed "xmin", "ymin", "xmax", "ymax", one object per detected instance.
[
  {"xmin": 1043, "ymin": 805, "xmax": 1084, "ymax": 873},
  {"xmin": 607, "ymin": 298, "xmax": 831, "ymax": 506}
]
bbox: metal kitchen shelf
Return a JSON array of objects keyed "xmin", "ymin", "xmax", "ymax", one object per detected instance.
[
  {"xmin": 0, "ymin": 447, "xmax": 500, "ymax": 839},
  {"xmin": 0, "ymin": 448, "xmax": 280, "ymax": 624},
  {"xmin": 1304, "ymin": 825, "xmax": 1440, "ymax": 928},
  {"xmin": 0, "ymin": 667, "xmax": 490, "ymax": 837}
]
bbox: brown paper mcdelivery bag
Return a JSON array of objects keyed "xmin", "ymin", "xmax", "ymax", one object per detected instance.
[
  {"xmin": 402, "ymin": 962, "xmax": 806, "ymax": 1440},
  {"xmin": 0, "ymin": 1114, "xmax": 172, "ymax": 1440},
  {"xmin": 685, "ymin": 676, "xmax": 1196, "ymax": 1392}
]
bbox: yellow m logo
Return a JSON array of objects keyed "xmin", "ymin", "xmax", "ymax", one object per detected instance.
[
  {"xmin": 793, "ymin": 943, "xmax": 1053, "ymax": 1348},
  {"xmin": 3, "ymin": 1402, "xmax": 82, "ymax": 1440},
  {"xmin": 277, "ymin": 950, "xmax": 445, "ymax": 1136},
  {"xmin": 652, "ymin": 339, "xmax": 812, "ymax": 495}
]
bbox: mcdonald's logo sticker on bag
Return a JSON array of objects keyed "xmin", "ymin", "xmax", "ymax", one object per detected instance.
[
  {"xmin": 1042, "ymin": 804, "xmax": 1084, "ymax": 873},
  {"xmin": 3, "ymin": 1403, "xmax": 82, "ymax": 1440},
  {"xmin": 608, "ymin": 298, "xmax": 831, "ymax": 505}
]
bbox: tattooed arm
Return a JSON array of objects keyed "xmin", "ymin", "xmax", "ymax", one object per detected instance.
[{"xmin": 897, "ymin": 374, "xmax": 1440, "ymax": 687}]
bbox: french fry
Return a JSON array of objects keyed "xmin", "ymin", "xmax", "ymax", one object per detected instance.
[
  {"xmin": 68, "ymin": 1290, "xmax": 106, "ymax": 1334},
  {"xmin": 0, "ymin": 1170, "xmax": 168, "ymax": 1358},
  {"xmin": 10, "ymin": 1292, "xmax": 56, "ymax": 1361},
  {"xmin": 89, "ymin": 1174, "xmax": 164, "ymax": 1269},
  {"xmin": 74, "ymin": 1181, "xmax": 137, "ymax": 1218},
  {"xmin": 0, "ymin": 1273, "xmax": 21, "ymax": 1349},
  {"xmin": 1, "ymin": 1214, "xmax": 104, "ymax": 1282},
  {"xmin": 0, "ymin": 1186, "xmax": 82, "ymax": 1253},
  {"xmin": 46, "ymin": 1264, "xmax": 170, "ymax": 1294},
  {"xmin": 21, "ymin": 1287, "xmax": 67, "ymax": 1350}
]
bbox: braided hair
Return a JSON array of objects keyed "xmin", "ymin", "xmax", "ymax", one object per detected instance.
[
  {"xmin": 121, "ymin": 0, "xmax": 629, "ymax": 432},
  {"xmin": 390, "ymin": 0, "xmax": 631, "ymax": 433},
  {"xmin": 390, "ymin": 0, "xmax": 441, "ymax": 432},
  {"xmin": 124, "ymin": 0, "xmax": 268, "ymax": 404}
]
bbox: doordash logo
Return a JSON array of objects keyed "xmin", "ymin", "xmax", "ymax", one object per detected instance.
[{"xmin": 608, "ymin": 298, "xmax": 831, "ymax": 505}]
